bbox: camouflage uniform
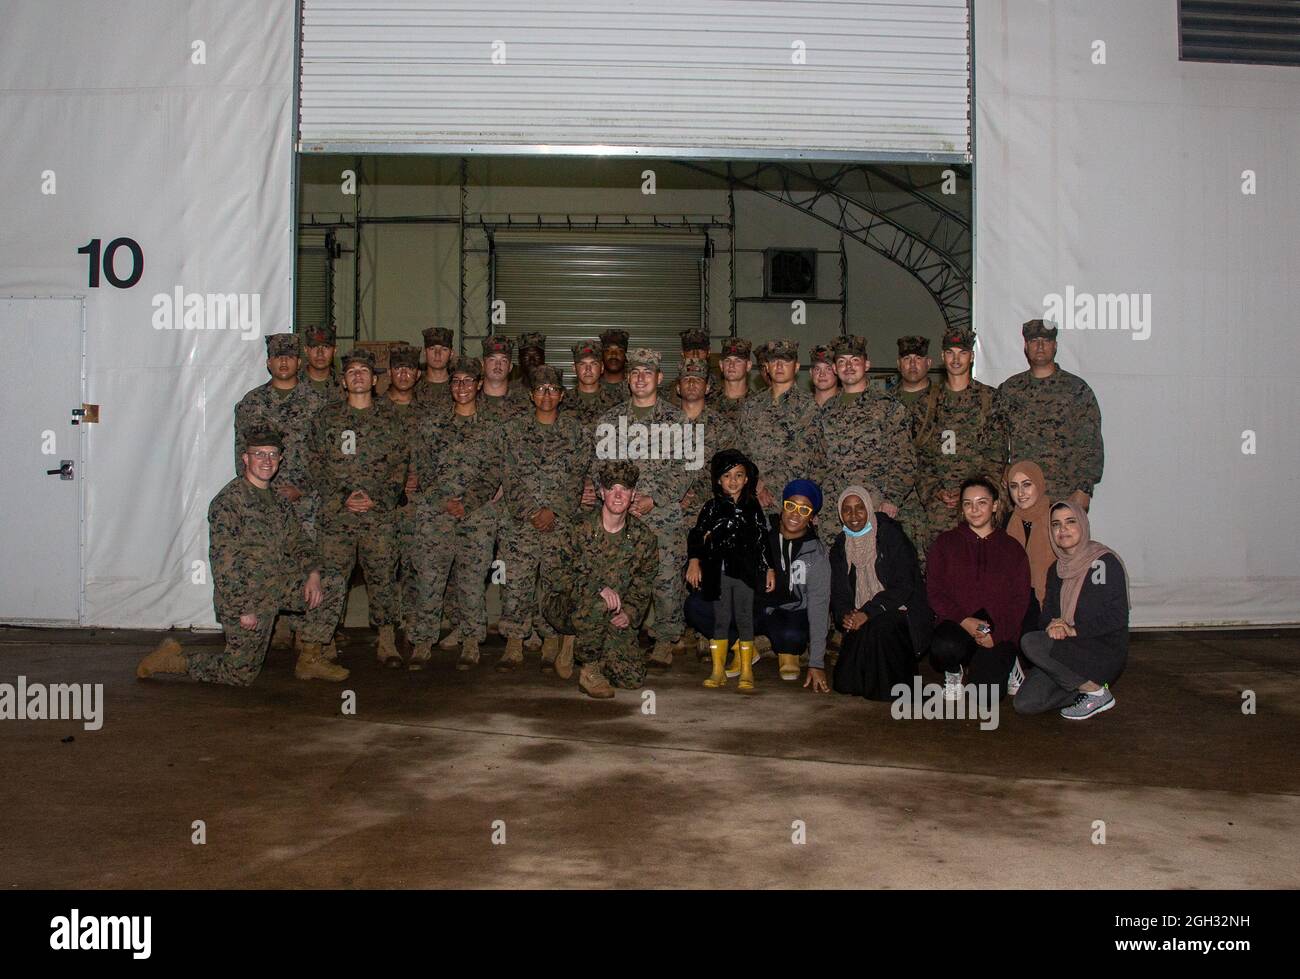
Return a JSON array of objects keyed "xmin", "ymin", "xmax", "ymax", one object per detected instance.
[
  {"xmin": 233, "ymin": 335, "xmax": 329, "ymax": 538},
  {"xmin": 994, "ymin": 321, "xmax": 1103, "ymax": 502},
  {"xmin": 404, "ymin": 398, "xmax": 503, "ymax": 645},
  {"xmin": 499, "ymin": 398, "xmax": 587, "ymax": 641},
  {"xmin": 189, "ymin": 473, "xmax": 346, "ymax": 686},
  {"xmin": 818, "ymin": 392, "xmax": 916, "ymax": 544},
  {"xmin": 414, "ymin": 325, "xmax": 455, "ymax": 407},
  {"xmin": 738, "ymin": 341, "xmax": 827, "ymax": 513},
  {"xmin": 307, "ymin": 354, "xmax": 411, "ymax": 629},
  {"xmin": 542, "ymin": 490, "xmax": 658, "ymax": 689},
  {"xmin": 880, "ymin": 335, "xmax": 937, "ymax": 564},
  {"xmin": 592, "ymin": 380, "xmax": 695, "ymax": 645}
]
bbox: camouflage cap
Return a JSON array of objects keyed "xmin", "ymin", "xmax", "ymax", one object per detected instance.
[
  {"xmin": 763, "ymin": 339, "xmax": 799, "ymax": 362},
  {"xmin": 678, "ymin": 359, "xmax": 710, "ymax": 380},
  {"xmin": 517, "ymin": 331, "xmax": 547, "ymax": 353},
  {"xmin": 449, "ymin": 354, "xmax": 483, "ymax": 380},
  {"xmin": 830, "ymin": 335, "xmax": 867, "ymax": 359},
  {"xmin": 1022, "ymin": 318, "xmax": 1059, "ymax": 341},
  {"xmin": 599, "ymin": 329, "xmax": 630, "ymax": 352},
  {"xmin": 340, "ymin": 348, "xmax": 384, "ymax": 374},
  {"xmin": 265, "ymin": 333, "xmax": 299, "ymax": 358},
  {"xmin": 529, "ymin": 365, "xmax": 564, "ymax": 390},
  {"xmin": 897, "ymin": 335, "xmax": 930, "ymax": 357},
  {"xmin": 809, "ymin": 343, "xmax": 835, "ymax": 366},
  {"xmin": 719, "ymin": 337, "xmax": 753, "ymax": 360},
  {"xmin": 243, "ymin": 428, "xmax": 285, "ymax": 452},
  {"xmin": 388, "ymin": 343, "xmax": 421, "ymax": 371},
  {"xmin": 942, "ymin": 326, "xmax": 976, "ymax": 350},
  {"xmin": 571, "ymin": 339, "xmax": 602, "ymax": 362},
  {"xmin": 679, "ymin": 328, "xmax": 710, "ymax": 351},
  {"xmin": 595, "ymin": 459, "xmax": 640, "ymax": 491},
  {"xmin": 626, "ymin": 347, "xmax": 662, "ymax": 370},
  {"xmin": 422, "ymin": 326, "xmax": 453, "ymax": 348},
  {"xmin": 482, "ymin": 335, "xmax": 514, "ymax": 359},
  {"xmin": 302, "ymin": 323, "xmax": 336, "ymax": 347}
]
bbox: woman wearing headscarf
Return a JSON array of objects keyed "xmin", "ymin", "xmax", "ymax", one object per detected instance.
[
  {"xmin": 1015, "ymin": 501, "xmax": 1130, "ymax": 720},
  {"xmin": 829, "ymin": 486, "xmax": 931, "ymax": 701},
  {"xmin": 1004, "ymin": 460, "xmax": 1055, "ymax": 684}
]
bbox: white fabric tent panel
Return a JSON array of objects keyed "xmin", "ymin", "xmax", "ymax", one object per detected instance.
[
  {"xmin": 973, "ymin": 0, "xmax": 1300, "ymax": 627},
  {"xmin": 300, "ymin": 0, "xmax": 970, "ymax": 158},
  {"xmin": 0, "ymin": 0, "xmax": 294, "ymax": 628}
]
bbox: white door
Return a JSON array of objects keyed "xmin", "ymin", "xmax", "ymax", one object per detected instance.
[{"xmin": 0, "ymin": 298, "xmax": 84, "ymax": 624}]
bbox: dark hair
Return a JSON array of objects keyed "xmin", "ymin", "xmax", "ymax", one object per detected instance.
[
  {"xmin": 709, "ymin": 448, "xmax": 759, "ymax": 504},
  {"xmin": 959, "ymin": 477, "xmax": 999, "ymax": 504}
]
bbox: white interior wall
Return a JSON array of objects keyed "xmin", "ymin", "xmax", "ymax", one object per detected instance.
[{"xmin": 974, "ymin": 0, "xmax": 1300, "ymax": 626}]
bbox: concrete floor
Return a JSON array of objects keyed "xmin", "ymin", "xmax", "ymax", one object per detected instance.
[{"xmin": 2, "ymin": 625, "xmax": 1298, "ymax": 889}]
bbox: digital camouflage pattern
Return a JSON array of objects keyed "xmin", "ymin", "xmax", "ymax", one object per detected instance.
[
  {"xmin": 541, "ymin": 508, "xmax": 658, "ymax": 689},
  {"xmin": 818, "ymin": 389, "xmax": 917, "ymax": 539},
  {"xmin": 591, "ymin": 397, "xmax": 695, "ymax": 643},
  {"xmin": 403, "ymin": 407, "xmax": 504, "ymax": 644},
  {"xmin": 563, "ymin": 382, "xmax": 622, "ymax": 426},
  {"xmin": 196, "ymin": 476, "xmax": 346, "ymax": 685},
  {"xmin": 498, "ymin": 412, "xmax": 588, "ymax": 640},
  {"xmin": 994, "ymin": 367, "xmax": 1102, "ymax": 501},
  {"xmin": 307, "ymin": 400, "xmax": 412, "ymax": 626},
  {"xmin": 739, "ymin": 384, "xmax": 827, "ymax": 511},
  {"xmin": 233, "ymin": 379, "xmax": 329, "ymax": 534}
]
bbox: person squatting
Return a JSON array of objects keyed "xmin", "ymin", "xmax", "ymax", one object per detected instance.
[{"xmin": 137, "ymin": 318, "xmax": 1126, "ymax": 721}]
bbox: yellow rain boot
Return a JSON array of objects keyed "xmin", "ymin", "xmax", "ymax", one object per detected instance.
[
  {"xmin": 703, "ymin": 639, "xmax": 729, "ymax": 689},
  {"xmin": 725, "ymin": 640, "xmax": 742, "ymax": 678},
  {"xmin": 737, "ymin": 640, "xmax": 757, "ymax": 694},
  {"xmin": 778, "ymin": 654, "xmax": 801, "ymax": 681}
]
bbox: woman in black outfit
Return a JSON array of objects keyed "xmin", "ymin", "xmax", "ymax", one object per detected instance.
[
  {"xmin": 829, "ymin": 485, "xmax": 932, "ymax": 701},
  {"xmin": 1015, "ymin": 501, "xmax": 1130, "ymax": 720}
]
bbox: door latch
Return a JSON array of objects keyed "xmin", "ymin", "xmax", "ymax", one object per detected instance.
[{"xmin": 46, "ymin": 460, "xmax": 74, "ymax": 480}]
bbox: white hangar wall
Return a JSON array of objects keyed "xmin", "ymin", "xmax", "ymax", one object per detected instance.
[
  {"xmin": 0, "ymin": 0, "xmax": 294, "ymax": 627},
  {"xmin": 973, "ymin": 0, "xmax": 1300, "ymax": 625}
]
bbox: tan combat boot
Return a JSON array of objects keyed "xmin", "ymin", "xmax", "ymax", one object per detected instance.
[
  {"xmin": 579, "ymin": 663, "xmax": 615, "ymax": 699},
  {"xmin": 456, "ymin": 636, "xmax": 480, "ymax": 671},
  {"xmin": 438, "ymin": 631, "xmax": 461, "ymax": 651},
  {"xmin": 496, "ymin": 636, "xmax": 524, "ymax": 672},
  {"xmin": 647, "ymin": 639, "xmax": 674, "ymax": 672},
  {"xmin": 555, "ymin": 636, "xmax": 575, "ymax": 680},
  {"xmin": 376, "ymin": 625, "xmax": 402, "ymax": 668},
  {"xmin": 539, "ymin": 636, "xmax": 561, "ymax": 674},
  {"xmin": 321, "ymin": 641, "xmax": 339, "ymax": 663},
  {"xmin": 295, "ymin": 642, "xmax": 350, "ymax": 681},
  {"xmin": 408, "ymin": 641, "xmax": 433, "ymax": 671},
  {"xmin": 136, "ymin": 638, "xmax": 187, "ymax": 679}
]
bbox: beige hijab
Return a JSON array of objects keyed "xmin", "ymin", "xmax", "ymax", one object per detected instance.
[
  {"xmin": 1049, "ymin": 501, "xmax": 1130, "ymax": 626},
  {"xmin": 838, "ymin": 485, "xmax": 884, "ymax": 607},
  {"xmin": 1005, "ymin": 460, "xmax": 1055, "ymax": 602}
]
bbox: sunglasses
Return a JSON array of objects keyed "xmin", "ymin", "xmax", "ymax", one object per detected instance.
[{"xmin": 783, "ymin": 500, "xmax": 813, "ymax": 517}]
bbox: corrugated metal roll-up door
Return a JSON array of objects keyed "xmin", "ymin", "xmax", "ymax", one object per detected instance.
[
  {"xmin": 299, "ymin": 0, "xmax": 970, "ymax": 162},
  {"xmin": 492, "ymin": 231, "xmax": 705, "ymax": 384},
  {"xmin": 296, "ymin": 227, "xmax": 333, "ymax": 332}
]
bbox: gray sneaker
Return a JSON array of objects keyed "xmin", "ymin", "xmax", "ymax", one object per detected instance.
[{"xmin": 1060, "ymin": 686, "xmax": 1115, "ymax": 720}]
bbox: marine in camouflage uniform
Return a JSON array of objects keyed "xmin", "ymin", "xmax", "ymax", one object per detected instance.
[
  {"xmin": 300, "ymin": 323, "xmax": 345, "ymax": 404},
  {"xmin": 817, "ymin": 335, "xmax": 916, "ymax": 545},
  {"xmin": 884, "ymin": 335, "xmax": 938, "ymax": 566},
  {"xmin": 659, "ymin": 328, "xmax": 714, "ymax": 405},
  {"xmin": 591, "ymin": 348, "xmax": 695, "ymax": 668},
  {"xmin": 414, "ymin": 325, "xmax": 454, "ymax": 406},
  {"xmin": 137, "ymin": 429, "xmax": 349, "ymax": 685},
  {"xmin": 714, "ymin": 336, "xmax": 756, "ymax": 422},
  {"xmin": 913, "ymin": 327, "xmax": 1005, "ymax": 549},
  {"xmin": 994, "ymin": 319, "xmax": 1103, "ymax": 506},
  {"xmin": 542, "ymin": 460, "xmax": 658, "ymax": 696},
  {"xmin": 497, "ymin": 366, "xmax": 588, "ymax": 669},
  {"xmin": 384, "ymin": 343, "xmax": 428, "ymax": 653},
  {"xmin": 479, "ymin": 334, "xmax": 535, "ymax": 423},
  {"xmin": 676, "ymin": 358, "xmax": 738, "ymax": 511},
  {"xmin": 808, "ymin": 342, "xmax": 840, "ymax": 412},
  {"xmin": 307, "ymin": 348, "xmax": 412, "ymax": 666},
  {"xmin": 403, "ymin": 356, "xmax": 504, "ymax": 668},
  {"xmin": 508, "ymin": 330, "xmax": 548, "ymax": 387},
  {"xmin": 564, "ymin": 338, "xmax": 622, "ymax": 426},
  {"xmin": 598, "ymin": 328, "xmax": 630, "ymax": 400},
  {"xmin": 738, "ymin": 340, "xmax": 827, "ymax": 518}
]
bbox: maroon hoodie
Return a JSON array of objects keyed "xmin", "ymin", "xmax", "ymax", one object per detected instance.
[{"xmin": 926, "ymin": 523, "xmax": 1031, "ymax": 647}]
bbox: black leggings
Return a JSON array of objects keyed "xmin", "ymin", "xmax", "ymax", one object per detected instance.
[
  {"xmin": 685, "ymin": 591, "xmax": 809, "ymax": 652},
  {"xmin": 927, "ymin": 619, "xmax": 1018, "ymax": 700},
  {"xmin": 713, "ymin": 571, "xmax": 755, "ymax": 641}
]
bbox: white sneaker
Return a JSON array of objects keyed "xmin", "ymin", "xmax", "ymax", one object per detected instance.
[
  {"xmin": 943, "ymin": 670, "xmax": 964, "ymax": 702},
  {"xmin": 1007, "ymin": 659, "xmax": 1025, "ymax": 695}
]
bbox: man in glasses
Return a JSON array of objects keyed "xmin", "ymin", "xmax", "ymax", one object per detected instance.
[
  {"xmin": 137, "ymin": 430, "xmax": 349, "ymax": 685},
  {"xmin": 497, "ymin": 366, "xmax": 588, "ymax": 673}
]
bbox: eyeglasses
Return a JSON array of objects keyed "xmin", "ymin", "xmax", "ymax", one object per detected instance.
[
  {"xmin": 533, "ymin": 385, "xmax": 562, "ymax": 395},
  {"xmin": 783, "ymin": 500, "xmax": 813, "ymax": 517},
  {"xmin": 248, "ymin": 450, "xmax": 281, "ymax": 461},
  {"xmin": 450, "ymin": 377, "xmax": 478, "ymax": 386}
]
